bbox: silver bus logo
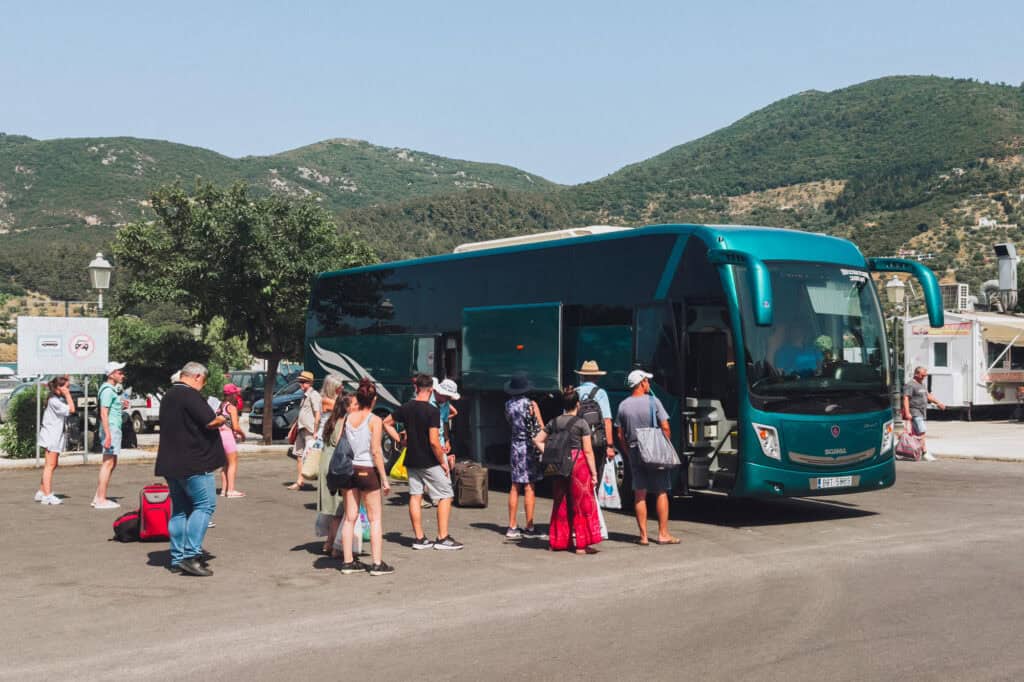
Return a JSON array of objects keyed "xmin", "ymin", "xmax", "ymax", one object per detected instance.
[
  {"xmin": 310, "ymin": 343, "xmax": 401, "ymax": 408},
  {"xmin": 830, "ymin": 425, "xmax": 841, "ymax": 438}
]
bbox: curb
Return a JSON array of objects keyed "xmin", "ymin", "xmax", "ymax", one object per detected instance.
[{"xmin": 0, "ymin": 444, "xmax": 291, "ymax": 470}]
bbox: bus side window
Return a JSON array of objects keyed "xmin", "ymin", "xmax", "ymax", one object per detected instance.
[{"xmin": 443, "ymin": 336, "xmax": 460, "ymax": 380}]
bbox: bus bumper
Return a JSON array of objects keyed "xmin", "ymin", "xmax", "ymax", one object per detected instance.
[{"xmin": 732, "ymin": 456, "xmax": 895, "ymax": 499}]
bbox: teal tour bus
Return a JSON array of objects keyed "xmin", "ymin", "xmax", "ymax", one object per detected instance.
[{"xmin": 305, "ymin": 224, "xmax": 943, "ymax": 499}]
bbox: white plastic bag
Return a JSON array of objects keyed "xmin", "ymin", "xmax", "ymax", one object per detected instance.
[
  {"xmin": 332, "ymin": 515, "xmax": 364, "ymax": 555},
  {"xmin": 314, "ymin": 512, "xmax": 332, "ymax": 538},
  {"xmin": 597, "ymin": 459, "xmax": 622, "ymax": 510},
  {"xmin": 594, "ymin": 491, "xmax": 608, "ymax": 540}
]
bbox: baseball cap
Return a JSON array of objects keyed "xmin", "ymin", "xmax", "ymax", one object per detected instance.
[
  {"xmin": 626, "ymin": 369, "xmax": 653, "ymax": 388},
  {"xmin": 105, "ymin": 361, "xmax": 126, "ymax": 377}
]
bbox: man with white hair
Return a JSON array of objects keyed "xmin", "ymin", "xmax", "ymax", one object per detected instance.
[{"xmin": 156, "ymin": 362, "xmax": 226, "ymax": 576}]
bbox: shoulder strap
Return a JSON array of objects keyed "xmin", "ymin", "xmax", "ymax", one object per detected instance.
[
  {"xmin": 649, "ymin": 395, "xmax": 657, "ymax": 427},
  {"xmin": 586, "ymin": 386, "xmax": 600, "ymax": 402}
]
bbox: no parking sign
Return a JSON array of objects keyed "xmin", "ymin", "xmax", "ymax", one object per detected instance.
[{"xmin": 17, "ymin": 317, "xmax": 109, "ymax": 375}]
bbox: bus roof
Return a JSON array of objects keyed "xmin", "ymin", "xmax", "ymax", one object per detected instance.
[{"xmin": 319, "ymin": 223, "xmax": 866, "ymax": 280}]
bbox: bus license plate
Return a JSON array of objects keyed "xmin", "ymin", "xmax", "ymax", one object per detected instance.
[{"xmin": 815, "ymin": 476, "xmax": 853, "ymax": 490}]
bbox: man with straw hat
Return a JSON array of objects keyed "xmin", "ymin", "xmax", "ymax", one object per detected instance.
[{"xmin": 573, "ymin": 361, "xmax": 615, "ymax": 465}]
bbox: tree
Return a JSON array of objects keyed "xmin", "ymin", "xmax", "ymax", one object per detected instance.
[
  {"xmin": 113, "ymin": 181, "xmax": 377, "ymax": 442},
  {"xmin": 109, "ymin": 314, "xmax": 208, "ymax": 395}
]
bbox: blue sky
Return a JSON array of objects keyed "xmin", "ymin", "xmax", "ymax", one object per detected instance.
[{"xmin": 2, "ymin": 1, "xmax": 1022, "ymax": 184}]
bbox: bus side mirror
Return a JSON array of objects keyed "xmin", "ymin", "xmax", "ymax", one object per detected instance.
[
  {"xmin": 709, "ymin": 249, "xmax": 774, "ymax": 326},
  {"xmin": 868, "ymin": 258, "xmax": 945, "ymax": 328}
]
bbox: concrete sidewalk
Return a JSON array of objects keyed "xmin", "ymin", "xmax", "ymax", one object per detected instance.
[
  {"xmin": 921, "ymin": 418, "xmax": 1024, "ymax": 461},
  {"xmin": 0, "ymin": 441, "xmax": 290, "ymax": 469}
]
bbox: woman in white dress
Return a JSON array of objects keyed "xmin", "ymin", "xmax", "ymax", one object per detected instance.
[{"xmin": 35, "ymin": 376, "xmax": 76, "ymax": 505}]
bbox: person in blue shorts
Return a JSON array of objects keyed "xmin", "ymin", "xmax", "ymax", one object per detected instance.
[{"xmin": 92, "ymin": 361, "xmax": 127, "ymax": 509}]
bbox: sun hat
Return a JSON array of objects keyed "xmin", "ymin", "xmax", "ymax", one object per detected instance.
[
  {"xmin": 574, "ymin": 360, "xmax": 607, "ymax": 376},
  {"xmin": 223, "ymin": 383, "xmax": 241, "ymax": 395},
  {"xmin": 626, "ymin": 369, "xmax": 653, "ymax": 388},
  {"xmin": 433, "ymin": 377, "xmax": 461, "ymax": 400},
  {"xmin": 297, "ymin": 370, "xmax": 315, "ymax": 383},
  {"xmin": 105, "ymin": 361, "xmax": 126, "ymax": 377},
  {"xmin": 503, "ymin": 373, "xmax": 534, "ymax": 395}
]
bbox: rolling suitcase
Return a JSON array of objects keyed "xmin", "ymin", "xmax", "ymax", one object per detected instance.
[
  {"xmin": 139, "ymin": 484, "xmax": 172, "ymax": 541},
  {"xmin": 453, "ymin": 461, "xmax": 488, "ymax": 508}
]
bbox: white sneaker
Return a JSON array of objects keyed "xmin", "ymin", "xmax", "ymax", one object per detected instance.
[
  {"xmin": 34, "ymin": 490, "xmax": 45, "ymax": 502},
  {"xmin": 922, "ymin": 452, "xmax": 936, "ymax": 462},
  {"xmin": 41, "ymin": 494, "xmax": 62, "ymax": 505},
  {"xmin": 91, "ymin": 499, "xmax": 120, "ymax": 509}
]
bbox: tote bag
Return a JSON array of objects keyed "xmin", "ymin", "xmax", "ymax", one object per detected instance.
[{"xmin": 635, "ymin": 396, "xmax": 681, "ymax": 469}]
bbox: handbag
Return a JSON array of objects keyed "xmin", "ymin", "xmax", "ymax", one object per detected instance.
[
  {"xmin": 895, "ymin": 430, "xmax": 923, "ymax": 461},
  {"xmin": 634, "ymin": 395, "xmax": 681, "ymax": 469},
  {"xmin": 389, "ymin": 447, "xmax": 408, "ymax": 481},
  {"xmin": 301, "ymin": 442, "xmax": 322, "ymax": 480},
  {"xmin": 287, "ymin": 422, "xmax": 298, "ymax": 445}
]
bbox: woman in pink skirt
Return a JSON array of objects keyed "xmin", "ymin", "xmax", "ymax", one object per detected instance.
[
  {"xmin": 218, "ymin": 383, "xmax": 247, "ymax": 497},
  {"xmin": 533, "ymin": 386, "xmax": 601, "ymax": 554}
]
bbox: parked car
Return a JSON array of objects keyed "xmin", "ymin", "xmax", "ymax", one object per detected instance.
[
  {"xmin": 228, "ymin": 370, "xmax": 289, "ymax": 410},
  {"xmin": 248, "ymin": 379, "xmax": 304, "ymax": 440},
  {"xmin": 0, "ymin": 381, "xmax": 95, "ymax": 433},
  {"xmin": 125, "ymin": 389, "xmax": 161, "ymax": 433}
]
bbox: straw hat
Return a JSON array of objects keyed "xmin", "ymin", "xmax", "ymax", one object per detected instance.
[{"xmin": 573, "ymin": 360, "xmax": 606, "ymax": 376}]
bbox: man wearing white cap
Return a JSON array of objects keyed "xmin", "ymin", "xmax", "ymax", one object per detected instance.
[
  {"xmin": 615, "ymin": 369, "xmax": 680, "ymax": 545},
  {"xmin": 92, "ymin": 361, "xmax": 127, "ymax": 509}
]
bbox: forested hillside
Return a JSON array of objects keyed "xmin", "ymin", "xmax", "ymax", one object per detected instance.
[{"xmin": 3, "ymin": 75, "xmax": 1024, "ymax": 301}]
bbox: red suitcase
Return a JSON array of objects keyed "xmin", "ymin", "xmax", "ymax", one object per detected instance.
[{"xmin": 139, "ymin": 484, "xmax": 171, "ymax": 541}]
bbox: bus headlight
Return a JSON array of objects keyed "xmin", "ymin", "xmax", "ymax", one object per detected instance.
[
  {"xmin": 751, "ymin": 423, "xmax": 781, "ymax": 460},
  {"xmin": 881, "ymin": 419, "xmax": 894, "ymax": 454}
]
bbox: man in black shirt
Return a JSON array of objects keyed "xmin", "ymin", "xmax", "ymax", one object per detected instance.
[
  {"xmin": 384, "ymin": 374, "xmax": 463, "ymax": 550},
  {"xmin": 155, "ymin": 362, "xmax": 226, "ymax": 576}
]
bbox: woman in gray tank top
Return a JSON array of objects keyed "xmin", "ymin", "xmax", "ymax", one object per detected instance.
[{"xmin": 332, "ymin": 378, "xmax": 393, "ymax": 576}]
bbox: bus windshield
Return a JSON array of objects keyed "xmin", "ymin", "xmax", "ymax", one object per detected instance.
[{"xmin": 734, "ymin": 261, "xmax": 890, "ymax": 414}]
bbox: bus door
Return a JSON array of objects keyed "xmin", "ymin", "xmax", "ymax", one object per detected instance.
[
  {"xmin": 682, "ymin": 303, "xmax": 739, "ymax": 491},
  {"xmin": 461, "ymin": 303, "xmax": 562, "ymax": 467}
]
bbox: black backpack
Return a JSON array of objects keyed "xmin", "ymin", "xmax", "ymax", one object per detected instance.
[
  {"xmin": 541, "ymin": 416, "xmax": 584, "ymax": 477},
  {"xmin": 327, "ymin": 417, "xmax": 355, "ymax": 478},
  {"xmin": 112, "ymin": 510, "xmax": 140, "ymax": 542},
  {"xmin": 578, "ymin": 387, "xmax": 606, "ymax": 450}
]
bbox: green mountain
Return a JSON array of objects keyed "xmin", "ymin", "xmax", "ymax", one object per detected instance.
[
  {"xmin": 346, "ymin": 76, "xmax": 1024, "ymax": 295},
  {"xmin": 0, "ymin": 134, "xmax": 554, "ymax": 232},
  {"xmin": 3, "ymin": 75, "xmax": 1024, "ymax": 302}
]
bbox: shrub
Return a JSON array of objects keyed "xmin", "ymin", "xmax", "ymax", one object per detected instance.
[{"xmin": 0, "ymin": 386, "xmax": 43, "ymax": 459}]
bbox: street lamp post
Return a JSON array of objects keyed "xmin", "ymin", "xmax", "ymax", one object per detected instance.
[
  {"xmin": 87, "ymin": 252, "xmax": 112, "ymax": 313},
  {"xmin": 84, "ymin": 252, "xmax": 112, "ymax": 456}
]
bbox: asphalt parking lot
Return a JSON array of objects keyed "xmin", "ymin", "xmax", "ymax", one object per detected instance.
[{"xmin": 3, "ymin": 453, "xmax": 1024, "ymax": 681}]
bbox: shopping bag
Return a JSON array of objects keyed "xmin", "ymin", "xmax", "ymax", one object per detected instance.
[
  {"xmin": 334, "ymin": 515, "xmax": 364, "ymax": 556},
  {"xmin": 389, "ymin": 447, "xmax": 408, "ymax": 481},
  {"xmin": 314, "ymin": 512, "xmax": 332, "ymax": 538},
  {"xmin": 301, "ymin": 442, "xmax": 322, "ymax": 481},
  {"xmin": 597, "ymin": 460, "xmax": 622, "ymax": 510},
  {"xmin": 594, "ymin": 492, "xmax": 609, "ymax": 540},
  {"xmin": 895, "ymin": 431, "xmax": 923, "ymax": 461},
  {"xmin": 358, "ymin": 503, "xmax": 371, "ymax": 542}
]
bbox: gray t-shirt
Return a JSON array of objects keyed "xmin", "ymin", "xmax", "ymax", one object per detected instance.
[
  {"xmin": 298, "ymin": 389, "xmax": 323, "ymax": 433},
  {"xmin": 615, "ymin": 395, "xmax": 670, "ymax": 446},
  {"xmin": 902, "ymin": 380, "xmax": 928, "ymax": 418}
]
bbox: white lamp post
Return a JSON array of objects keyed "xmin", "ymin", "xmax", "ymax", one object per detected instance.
[
  {"xmin": 884, "ymin": 275, "xmax": 906, "ymax": 308},
  {"xmin": 87, "ymin": 252, "xmax": 113, "ymax": 313}
]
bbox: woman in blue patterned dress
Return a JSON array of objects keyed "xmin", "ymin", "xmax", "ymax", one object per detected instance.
[{"xmin": 504, "ymin": 373, "xmax": 544, "ymax": 540}]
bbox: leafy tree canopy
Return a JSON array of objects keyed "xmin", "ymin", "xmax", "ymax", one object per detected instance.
[{"xmin": 113, "ymin": 181, "xmax": 377, "ymax": 441}]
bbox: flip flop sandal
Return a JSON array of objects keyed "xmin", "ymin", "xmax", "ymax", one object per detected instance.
[
  {"xmin": 655, "ymin": 537, "xmax": 682, "ymax": 545},
  {"xmin": 226, "ymin": 491, "xmax": 246, "ymax": 498}
]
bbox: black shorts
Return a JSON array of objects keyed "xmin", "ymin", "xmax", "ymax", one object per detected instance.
[{"xmin": 327, "ymin": 466, "xmax": 381, "ymax": 494}]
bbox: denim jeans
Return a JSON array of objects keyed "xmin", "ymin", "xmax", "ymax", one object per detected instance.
[{"xmin": 166, "ymin": 472, "xmax": 217, "ymax": 566}]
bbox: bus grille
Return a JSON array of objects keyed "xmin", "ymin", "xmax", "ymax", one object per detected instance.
[{"xmin": 788, "ymin": 447, "xmax": 876, "ymax": 467}]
